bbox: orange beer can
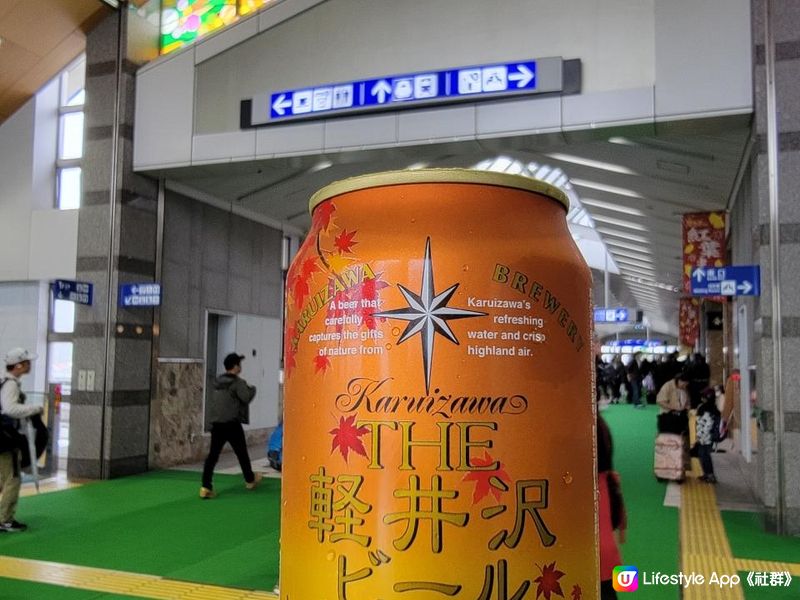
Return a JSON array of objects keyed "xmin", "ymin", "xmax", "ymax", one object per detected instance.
[{"xmin": 281, "ymin": 169, "xmax": 597, "ymax": 599}]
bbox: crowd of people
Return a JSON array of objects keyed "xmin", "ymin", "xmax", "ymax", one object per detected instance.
[
  {"xmin": 596, "ymin": 350, "xmax": 734, "ymax": 598},
  {"xmin": 595, "ymin": 351, "xmax": 712, "ymax": 409}
]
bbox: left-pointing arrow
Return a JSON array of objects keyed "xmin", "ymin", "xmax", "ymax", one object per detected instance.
[{"xmin": 272, "ymin": 94, "xmax": 292, "ymax": 116}]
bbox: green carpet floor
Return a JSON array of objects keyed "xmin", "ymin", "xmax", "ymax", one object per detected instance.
[
  {"xmin": 602, "ymin": 403, "xmax": 680, "ymax": 599},
  {"xmin": 0, "ymin": 470, "xmax": 281, "ymax": 598},
  {"xmin": 5, "ymin": 409, "xmax": 797, "ymax": 599},
  {"xmin": 724, "ymin": 511, "xmax": 800, "ymax": 599}
]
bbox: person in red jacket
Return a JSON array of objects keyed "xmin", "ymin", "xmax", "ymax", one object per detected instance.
[{"xmin": 598, "ymin": 414, "xmax": 627, "ymax": 599}]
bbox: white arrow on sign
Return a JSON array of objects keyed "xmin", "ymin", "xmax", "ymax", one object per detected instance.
[
  {"xmin": 737, "ymin": 281, "xmax": 753, "ymax": 294},
  {"xmin": 508, "ymin": 64, "xmax": 534, "ymax": 88},
  {"xmin": 371, "ymin": 80, "xmax": 392, "ymax": 104},
  {"xmin": 272, "ymin": 94, "xmax": 292, "ymax": 116},
  {"xmin": 692, "ymin": 268, "xmax": 706, "ymax": 282}
]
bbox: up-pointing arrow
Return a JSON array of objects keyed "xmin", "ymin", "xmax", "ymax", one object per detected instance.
[
  {"xmin": 692, "ymin": 268, "xmax": 706, "ymax": 282},
  {"xmin": 272, "ymin": 94, "xmax": 292, "ymax": 116},
  {"xmin": 737, "ymin": 281, "xmax": 753, "ymax": 294},
  {"xmin": 508, "ymin": 64, "xmax": 534, "ymax": 88},
  {"xmin": 371, "ymin": 80, "xmax": 392, "ymax": 103}
]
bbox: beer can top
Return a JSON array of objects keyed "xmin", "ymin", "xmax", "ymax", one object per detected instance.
[{"xmin": 308, "ymin": 168, "xmax": 570, "ymax": 214}]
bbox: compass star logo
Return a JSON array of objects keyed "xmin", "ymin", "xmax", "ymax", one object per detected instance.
[{"xmin": 373, "ymin": 237, "xmax": 486, "ymax": 394}]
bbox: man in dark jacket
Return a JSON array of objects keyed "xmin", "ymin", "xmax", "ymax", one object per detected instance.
[{"xmin": 200, "ymin": 352, "xmax": 261, "ymax": 499}]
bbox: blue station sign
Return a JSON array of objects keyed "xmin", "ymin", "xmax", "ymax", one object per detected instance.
[
  {"xmin": 243, "ymin": 57, "xmax": 565, "ymax": 127},
  {"xmin": 691, "ymin": 265, "xmax": 761, "ymax": 296},
  {"xmin": 119, "ymin": 283, "xmax": 161, "ymax": 307},
  {"xmin": 594, "ymin": 307, "xmax": 631, "ymax": 323},
  {"xmin": 53, "ymin": 279, "xmax": 93, "ymax": 306}
]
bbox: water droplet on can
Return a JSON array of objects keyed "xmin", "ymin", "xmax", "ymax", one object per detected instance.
[
  {"xmin": 326, "ymin": 551, "xmax": 336, "ymax": 561},
  {"xmin": 392, "ymin": 327, "xmax": 401, "ymax": 336},
  {"xmin": 562, "ymin": 472, "xmax": 573, "ymax": 484}
]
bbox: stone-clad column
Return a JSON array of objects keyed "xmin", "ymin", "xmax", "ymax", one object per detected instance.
[
  {"xmin": 70, "ymin": 7, "xmax": 159, "ymax": 479},
  {"xmin": 752, "ymin": 0, "xmax": 800, "ymax": 534}
]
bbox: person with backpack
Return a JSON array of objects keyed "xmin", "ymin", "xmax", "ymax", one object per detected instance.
[
  {"xmin": 0, "ymin": 348, "xmax": 43, "ymax": 532},
  {"xmin": 696, "ymin": 387, "xmax": 721, "ymax": 483}
]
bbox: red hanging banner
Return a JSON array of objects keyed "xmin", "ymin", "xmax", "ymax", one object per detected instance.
[
  {"xmin": 682, "ymin": 212, "xmax": 726, "ymax": 293},
  {"xmin": 679, "ymin": 298, "xmax": 700, "ymax": 348}
]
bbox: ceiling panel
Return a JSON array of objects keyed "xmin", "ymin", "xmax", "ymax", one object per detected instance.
[
  {"xmin": 0, "ymin": 0, "xmax": 108, "ymax": 124},
  {"xmin": 155, "ymin": 114, "xmax": 751, "ymax": 340}
]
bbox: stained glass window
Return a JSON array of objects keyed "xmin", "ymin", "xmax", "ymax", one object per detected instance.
[{"xmin": 160, "ymin": 0, "xmax": 273, "ymax": 55}]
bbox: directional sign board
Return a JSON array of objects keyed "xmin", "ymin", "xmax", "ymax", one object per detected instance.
[
  {"xmin": 242, "ymin": 57, "xmax": 564, "ymax": 127},
  {"xmin": 690, "ymin": 265, "xmax": 761, "ymax": 297},
  {"xmin": 594, "ymin": 307, "xmax": 631, "ymax": 323},
  {"xmin": 53, "ymin": 279, "xmax": 93, "ymax": 305},
  {"xmin": 119, "ymin": 283, "xmax": 161, "ymax": 307}
]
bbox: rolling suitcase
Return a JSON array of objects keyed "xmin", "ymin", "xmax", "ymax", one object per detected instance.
[{"xmin": 654, "ymin": 433, "xmax": 685, "ymax": 481}]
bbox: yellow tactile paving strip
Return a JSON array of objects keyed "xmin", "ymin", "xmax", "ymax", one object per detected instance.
[
  {"xmin": 681, "ymin": 458, "xmax": 799, "ymax": 599},
  {"xmin": 0, "ymin": 556, "xmax": 278, "ymax": 600}
]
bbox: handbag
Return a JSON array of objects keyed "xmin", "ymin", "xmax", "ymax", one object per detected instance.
[
  {"xmin": 657, "ymin": 410, "xmax": 688, "ymax": 434},
  {"xmin": 0, "ymin": 422, "xmax": 28, "ymax": 455}
]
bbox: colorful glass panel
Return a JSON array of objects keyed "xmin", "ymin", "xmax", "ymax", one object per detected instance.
[{"xmin": 160, "ymin": 0, "xmax": 274, "ymax": 54}]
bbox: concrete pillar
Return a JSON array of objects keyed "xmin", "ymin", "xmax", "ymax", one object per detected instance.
[
  {"xmin": 69, "ymin": 7, "xmax": 159, "ymax": 479},
  {"xmin": 752, "ymin": 0, "xmax": 800, "ymax": 534}
]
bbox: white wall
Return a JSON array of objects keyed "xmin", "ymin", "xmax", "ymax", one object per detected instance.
[
  {"xmin": 0, "ymin": 282, "xmax": 49, "ymax": 394},
  {"xmin": 0, "ymin": 80, "xmax": 79, "ymax": 282},
  {"xmin": 134, "ymin": 0, "xmax": 753, "ymax": 171}
]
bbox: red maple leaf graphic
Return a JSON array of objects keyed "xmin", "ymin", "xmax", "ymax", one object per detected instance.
[
  {"xmin": 301, "ymin": 257, "xmax": 321, "ymax": 279},
  {"xmin": 313, "ymin": 354, "xmax": 331, "ymax": 374},
  {"xmin": 312, "ymin": 202, "xmax": 337, "ymax": 232},
  {"xmin": 534, "ymin": 562, "xmax": 565, "ymax": 600},
  {"xmin": 461, "ymin": 451, "xmax": 511, "ymax": 503},
  {"xmin": 284, "ymin": 347, "xmax": 297, "ymax": 375},
  {"xmin": 333, "ymin": 229, "xmax": 358, "ymax": 254},
  {"xmin": 329, "ymin": 415, "xmax": 369, "ymax": 462},
  {"xmin": 283, "ymin": 325, "xmax": 298, "ymax": 375},
  {"xmin": 357, "ymin": 276, "xmax": 390, "ymax": 301},
  {"xmin": 291, "ymin": 275, "xmax": 311, "ymax": 308},
  {"xmin": 290, "ymin": 258, "xmax": 321, "ymax": 308},
  {"xmin": 571, "ymin": 584, "xmax": 582, "ymax": 600}
]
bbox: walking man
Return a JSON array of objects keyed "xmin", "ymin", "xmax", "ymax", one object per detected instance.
[
  {"xmin": 1, "ymin": 348, "xmax": 43, "ymax": 532},
  {"xmin": 200, "ymin": 352, "xmax": 261, "ymax": 498}
]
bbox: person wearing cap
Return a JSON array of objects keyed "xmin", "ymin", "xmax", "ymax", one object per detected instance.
[
  {"xmin": 200, "ymin": 352, "xmax": 262, "ymax": 499},
  {"xmin": 1, "ymin": 348, "xmax": 43, "ymax": 532}
]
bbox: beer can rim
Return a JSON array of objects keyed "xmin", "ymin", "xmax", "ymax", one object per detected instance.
[{"xmin": 308, "ymin": 168, "xmax": 570, "ymax": 214}]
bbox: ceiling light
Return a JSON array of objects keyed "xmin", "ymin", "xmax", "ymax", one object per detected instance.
[
  {"xmin": 594, "ymin": 228, "xmax": 651, "ymax": 244},
  {"xmin": 622, "ymin": 267, "xmax": 659, "ymax": 279},
  {"xmin": 310, "ymin": 160, "xmax": 332, "ymax": 172},
  {"xmin": 545, "ymin": 153, "xmax": 636, "ymax": 175},
  {"xmin": 407, "ymin": 162, "xmax": 428, "ymax": 170},
  {"xmin": 608, "ymin": 137, "xmax": 636, "ymax": 146},
  {"xmin": 591, "ymin": 215, "xmax": 648, "ymax": 231},
  {"xmin": 622, "ymin": 276, "xmax": 680, "ymax": 292},
  {"xmin": 581, "ymin": 198, "xmax": 645, "ymax": 216},
  {"xmin": 613, "ymin": 256, "xmax": 655, "ymax": 268},
  {"xmin": 604, "ymin": 239, "xmax": 652, "ymax": 254},
  {"xmin": 570, "ymin": 178, "xmax": 644, "ymax": 199}
]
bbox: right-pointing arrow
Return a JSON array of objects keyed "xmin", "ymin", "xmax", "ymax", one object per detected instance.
[
  {"xmin": 508, "ymin": 64, "xmax": 534, "ymax": 87},
  {"xmin": 737, "ymin": 281, "xmax": 753, "ymax": 294}
]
